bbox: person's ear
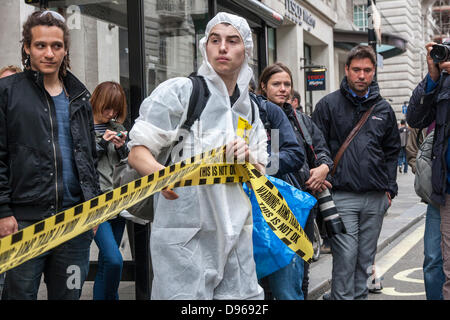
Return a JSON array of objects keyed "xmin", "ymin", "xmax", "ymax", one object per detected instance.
[
  {"xmin": 261, "ymin": 83, "xmax": 266, "ymax": 94},
  {"xmin": 24, "ymin": 44, "xmax": 31, "ymax": 56}
]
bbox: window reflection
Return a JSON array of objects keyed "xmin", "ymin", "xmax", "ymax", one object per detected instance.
[{"xmin": 143, "ymin": 0, "xmax": 209, "ymax": 95}]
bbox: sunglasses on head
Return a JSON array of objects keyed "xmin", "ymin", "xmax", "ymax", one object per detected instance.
[{"xmin": 39, "ymin": 10, "xmax": 66, "ymax": 23}]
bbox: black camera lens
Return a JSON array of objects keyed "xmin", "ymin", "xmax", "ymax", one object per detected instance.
[
  {"xmin": 430, "ymin": 44, "xmax": 450, "ymax": 63},
  {"xmin": 317, "ymin": 189, "xmax": 346, "ymax": 238}
]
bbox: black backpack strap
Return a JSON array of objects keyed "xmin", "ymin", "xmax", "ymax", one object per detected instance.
[
  {"xmin": 181, "ymin": 75, "xmax": 210, "ymax": 131},
  {"xmin": 164, "ymin": 75, "xmax": 210, "ymax": 166}
]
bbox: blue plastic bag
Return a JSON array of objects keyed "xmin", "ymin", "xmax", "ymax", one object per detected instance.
[{"xmin": 243, "ymin": 175, "xmax": 317, "ymax": 279}]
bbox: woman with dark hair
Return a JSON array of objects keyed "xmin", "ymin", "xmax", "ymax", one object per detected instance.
[
  {"xmin": 90, "ymin": 81, "xmax": 128, "ymax": 300},
  {"xmin": 257, "ymin": 62, "xmax": 336, "ymax": 300}
]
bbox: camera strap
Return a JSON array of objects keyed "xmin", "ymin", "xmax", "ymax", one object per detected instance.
[
  {"xmin": 331, "ymin": 104, "xmax": 376, "ymax": 177},
  {"xmin": 292, "ymin": 109, "xmax": 318, "ymax": 163}
]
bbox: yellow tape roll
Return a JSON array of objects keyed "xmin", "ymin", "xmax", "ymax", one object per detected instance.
[{"xmin": 0, "ymin": 146, "xmax": 312, "ymax": 274}]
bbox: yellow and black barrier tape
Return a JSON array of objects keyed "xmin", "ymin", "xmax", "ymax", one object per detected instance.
[{"xmin": 0, "ymin": 145, "xmax": 313, "ymax": 274}]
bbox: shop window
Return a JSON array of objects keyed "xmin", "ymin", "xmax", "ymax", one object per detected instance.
[
  {"xmin": 303, "ymin": 43, "xmax": 313, "ymax": 115},
  {"xmin": 353, "ymin": 3, "xmax": 368, "ymax": 31},
  {"xmin": 250, "ymin": 32, "xmax": 260, "ymax": 81},
  {"xmin": 143, "ymin": 0, "xmax": 209, "ymax": 95},
  {"xmin": 267, "ymin": 27, "xmax": 276, "ymax": 66}
]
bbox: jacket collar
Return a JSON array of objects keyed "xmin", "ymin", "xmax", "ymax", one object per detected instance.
[
  {"xmin": 24, "ymin": 68, "xmax": 87, "ymax": 101},
  {"xmin": 281, "ymin": 101, "xmax": 295, "ymax": 117}
]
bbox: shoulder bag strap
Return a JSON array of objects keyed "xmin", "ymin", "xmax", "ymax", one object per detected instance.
[
  {"xmin": 331, "ymin": 104, "xmax": 376, "ymax": 176},
  {"xmin": 292, "ymin": 110, "xmax": 317, "ymax": 161}
]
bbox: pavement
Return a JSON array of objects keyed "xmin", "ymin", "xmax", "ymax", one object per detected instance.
[
  {"xmin": 35, "ymin": 168, "xmax": 424, "ymax": 300},
  {"xmin": 307, "ymin": 169, "xmax": 427, "ymax": 300}
]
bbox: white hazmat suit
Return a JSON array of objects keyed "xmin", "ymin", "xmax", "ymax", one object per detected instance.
[{"xmin": 128, "ymin": 12, "xmax": 268, "ymax": 300}]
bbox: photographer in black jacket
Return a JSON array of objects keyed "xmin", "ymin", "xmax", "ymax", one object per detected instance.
[
  {"xmin": 312, "ymin": 45, "xmax": 400, "ymax": 300},
  {"xmin": 0, "ymin": 11, "xmax": 101, "ymax": 300},
  {"xmin": 407, "ymin": 41, "xmax": 450, "ymax": 299}
]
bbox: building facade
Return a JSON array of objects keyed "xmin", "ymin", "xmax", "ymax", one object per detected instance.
[
  {"xmin": 263, "ymin": 0, "xmax": 337, "ymax": 114},
  {"xmin": 1, "ymin": 0, "xmax": 342, "ymax": 117}
]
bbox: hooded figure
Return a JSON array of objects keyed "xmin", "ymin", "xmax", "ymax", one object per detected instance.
[{"xmin": 128, "ymin": 12, "xmax": 268, "ymax": 300}]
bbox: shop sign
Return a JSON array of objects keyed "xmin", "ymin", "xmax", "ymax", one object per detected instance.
[
  {"xmin": 306, "ymin": 70, "xmax": 326, "ymax": 91},
  {"xmin": 285, "ymin": 0, "xmax": 316, "ymax": 29}
]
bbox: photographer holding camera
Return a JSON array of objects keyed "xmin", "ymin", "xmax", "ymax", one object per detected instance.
[
  {"xmin": 407, "ymin": 41, "xmax": 450, "ymax": 299},
  {"xmin": 312, "ymin": 45, "xmax": 401, "ymax": 300}
]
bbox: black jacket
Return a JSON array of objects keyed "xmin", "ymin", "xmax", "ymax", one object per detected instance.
[
  {"xmin": 406, "ymin": 73, "xmax": 450, "ymax": 205},
  {"xmin": 0, "ymin": 69, "xmax": 101, "ymax": 221},
  {"xmin": 250, "ymin": 94, "xmax": 304, "ymax": 178},
  {"xmin": 281, "ymin": 103, "xmax": 334, "ymax": 190},
  {"xmin": 312, "ymin": 77, "xmax": 401, "ymax": 198}
]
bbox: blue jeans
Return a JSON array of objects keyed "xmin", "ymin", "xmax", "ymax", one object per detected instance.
[
  {"xmin": 398, "ymin": 147, "xmax": 408, "ymax": 173},
  {"xmin": 266, "ymin": 255, "xmax": 304, "ymax": 300},
  {"xmin": 2, "ymin": 220, "xmax": 93, "ymax": 300},
  {"xmin": 93, "ymin": 216, "xmax": 125, "ymax": 300},
  {"xmin": 423, "ymin": 204, "xmax": 445, "ymax": 300}
]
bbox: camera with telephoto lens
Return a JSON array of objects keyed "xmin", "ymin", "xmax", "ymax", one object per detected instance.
[
  {"xmin": 430, "ymin": 41, "xmax": 450, "ymax": 63},
  {"xmin": 317, "ymin": 188, "xmax": 346, "ymax": 238}
]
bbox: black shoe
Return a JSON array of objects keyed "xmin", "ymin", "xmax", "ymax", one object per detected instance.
[
  {"xmin": 369, "ymin": 287, "xmax": 383, "ymax": 294},
  {"xmin": 369, "ymin": 281, "xmax": 383, "ymax": 294},
  {"xmin": 322, "ymin": 292, "xmax": 331, "ymax": 300}
]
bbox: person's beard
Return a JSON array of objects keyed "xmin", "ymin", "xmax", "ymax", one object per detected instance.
[{"xmin": 348, "ymin": 79, "xmax": 369, "ymax": 96}]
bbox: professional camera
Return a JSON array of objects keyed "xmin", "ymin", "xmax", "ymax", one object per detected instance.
[
  {"xmin": 430, "ymin": 41, "xmax": 450, "ymax": 63},
  {"xmin": 316, "ymin": 188, "xmax": 346, "ymax": 238}
]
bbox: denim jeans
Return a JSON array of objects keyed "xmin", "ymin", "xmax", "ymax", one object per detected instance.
[
  {"xmin": 265, "ymin": 255, "xmax": 304, "ymax": 300},
  {"xmin": 440, "ymin": 195, "xmax": 450, "ymax": 299},
  {"xmin": 2, "ymin": 220, "xmax": 93, "ymax": 300},
  {"xmin": 423, "ymin": 204, "xmax": 444, "ymax": 300},
  {"xmin": 398, "ymin": 147, "xmax": 408, "ymax": 173},
  {"xmin": 93, "ymin": 216, "xmax": 125, "ymax": 300}
]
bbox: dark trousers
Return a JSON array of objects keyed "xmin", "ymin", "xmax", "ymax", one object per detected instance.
[
  {"xmin": 2, "ymin": 220, "xmax": 93, "ymax": 300},
  {"xmin": 302, "ymin": 205, "xmax": 317, "ymax": 300}
]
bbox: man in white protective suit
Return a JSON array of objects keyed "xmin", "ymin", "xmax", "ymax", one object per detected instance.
[{"xmin": 127, "ymin": 12, "xmax": 268, "ymax": 300}]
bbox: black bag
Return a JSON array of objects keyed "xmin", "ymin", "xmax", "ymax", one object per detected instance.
[{"xmin": 112, "ymin": 75, "xmax": 211, "ymax": 221}]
